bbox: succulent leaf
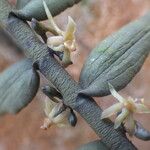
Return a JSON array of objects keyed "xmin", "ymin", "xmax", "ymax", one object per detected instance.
[
  {"xmin": 14, "ymin": 0, "xmax": 81, "ymax": 21},
  {"xmin": 0, "ymin": 59, "xmax": 39, "ymax": 115},
  {"xmin": 79, "ymin": 12, "xmax": 150, "ymax": 97},
  {"xmin": 16, "ymin": 0, "xmax": 31, "ymax": 9}
]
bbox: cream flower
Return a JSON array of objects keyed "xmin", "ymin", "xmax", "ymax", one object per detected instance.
[
  {"xmin": 43, "ymin": 0, "xmax": 76, "ymax": 67},
  {"xmin": 101, "ymin": 83, "xmax": 150, "ymax": 135},
  {"xmin": 41, "ymin": 98, "xmax": 70, "ymax": 130}
]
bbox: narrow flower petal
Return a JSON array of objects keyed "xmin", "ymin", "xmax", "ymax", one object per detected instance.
[
  {"xmin": 127, "ymin": 97, "xmax": 136, "ymax": 107},
  {"xmin": 53, "ymin": 108, "xmax": 70, "ymax": 127},
  {"xmin": 125, "ymin": 114, "xmax": 135, "ymax": 136},
  {"xmin": 57, "ymin": 122, "xmax": 70, "ymax": 128},
  {"xmin": 62, "ymin": 48, "xmax": 72, "ymax": 67},
  {"xmin": 43, "ymin": 0, "xmax": 63, "ymax": 35},
  {"xmin": 101, "ymin": 103, "xmax": 123, "ymax": 119},
  {"xmin": 135, "ymin": 104, "xmax": 150, "ymax": 113},
  {"xmin": 52, "ymin": 44, "xmax": 66, "ymax": 52},
  {"xmin": 64, "ymin": 16, "xmax": 76, "ymax": 41},
  {"xmin": 48, "ymin": 103, "xmax": 60, "ymax": 119},
  {"xmin": 44, "ymin": 98, "xmax": 56, "ymax": 116},
  {"xmin": 64, "ymin": 40, "xmax": 76, "ymax": 51},
  {"xmin": 40, "ymin": 118, "xmax": 52, "ymax": 130},
  {"xmin": 47, "ymin": 36, "xmax": 64, "ymax": 47},
  {"xmin": 108, "ymin": 83, "xmax": 125, "ymax": 103},
  {"xmin": 114, "ymin": 108, "xmax": 129, "ymax": 129}
]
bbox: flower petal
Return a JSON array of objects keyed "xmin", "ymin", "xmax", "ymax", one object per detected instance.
[
  {"xmin": 52, "ymin": 44, "xmax": 66, "ymax": 52},
  {"xmin": 48, "ymin": 103, "xmax": 60, "ymax": 119},
  {"xmin": 40, "ymin": 118, "xmax": 52, "ymax": 130},
  {"xmin": 44, "ymin": 98, "xmax": 56, "ymax": 116},
  {"xmin": 53, "ymin": 108, "xmax": 70, "ymax": 127},
  {"xmin": 43, "ymin": 0, "xmax": 63, "ymax": 35},
  {"xmin": 124, "ymin": 114, "xmax": 135, "ymax": 136},
  {"xmin": 56, "ymin": 122, "xmax": 70, "ymax": 128},
  {"xmin": 114, "ymin": 108, "xmax": 129, "ymax": 129},
  {"xmin": 62, "ymin": 48, "xmax": 72, "ymax": 67},
  {"xmin": 64, "ymin": 16, "xmax": 76, "ymax": 41},
  {"xmin": 101, "ymin": 103, "xmax": 123, "ymax": 119},
  {"xmin": 47, "ymin": 36, "xmax": 64, "ymax": 47},
  {"xmin": 135, "ymin": 104, "xmax": 150, "ymax": 113},
  {"xmin": 108, "ymin": 83, "xmax": 125, "ymax": 103},
  {"xmin": 64, "ymin": 40, "xmax": 76, "ymax": 52}
]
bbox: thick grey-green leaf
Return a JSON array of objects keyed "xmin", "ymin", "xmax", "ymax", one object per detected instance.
[
  {"xmin": 79, "ymin": 12, "xmax": 150, "ymax": 97},
  {"xmin": 77, "ymin": 140, "xmax": 109, "ymax": 150},
  {"xmin": 14, "ymin": 0, "xmax": 81, "ymax": 21},
  {"xmin": 16, "ymin": 0, "xmax": 31, "ymax": 9},
  {"xmin": 0, "ymin": 59, "xmax": 39, "ymax": 115}
]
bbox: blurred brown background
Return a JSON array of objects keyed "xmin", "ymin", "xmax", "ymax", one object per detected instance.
[{"xmin": 0, "ymin": 0, "xmax": 150, "ymax": 149}]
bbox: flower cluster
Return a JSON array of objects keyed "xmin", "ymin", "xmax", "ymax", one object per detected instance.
[
  {"xmin": 43, "ymin": 0, "xmax": 76, "ymax": 67},
  {"xmin": 101, "ymin": 83, "xmax": 150, "ymax": 135},
  {"xmin": 41, "ymin": 98, "xmax": 71, "ymax": 130}
]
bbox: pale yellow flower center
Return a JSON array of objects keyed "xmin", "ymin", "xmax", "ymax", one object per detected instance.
[{"xmin": 124, "ymin": 101, "xmax": 136, "ymax": 112}]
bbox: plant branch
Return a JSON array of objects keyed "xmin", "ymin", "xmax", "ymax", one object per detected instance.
[
  {"xmin": 0, "ymin": 0, "xmax": 139, "ymax": 149},
  {"xmin": 5, "ymin": 13, "xmax": 137, "ymax": 150},
  {"xmin": 0, "ymin": 0, "xmax": 13, "ymax": 21}
]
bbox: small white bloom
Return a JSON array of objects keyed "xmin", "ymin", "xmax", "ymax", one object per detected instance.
[
  {"xmin": 43, "ymin": 0, "xmax": 76, "ymax": 67},
  {"xmin": 101, "ymin": 83, "xmax": 150, "ymax": 135},
  {"xmin": 41, "ymin": 98, "xmax": 70, "ymax": 130}
]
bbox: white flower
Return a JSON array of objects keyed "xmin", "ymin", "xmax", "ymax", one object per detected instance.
[
  {"xmin": 101, "ymin": 83, "xmax": 150, "ymax": 135},
  {"xmin": 41, "ymin": 98, "xmax": 70, "ymax": 130},
  {"xmin": 43, "ymin": 0, "xmax": 76, "ymax": 67}
]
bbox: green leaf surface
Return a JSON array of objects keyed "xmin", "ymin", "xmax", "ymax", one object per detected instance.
[
  {"xmin": 16, "ymin": 0, "xmax": 31, "ymax": 9},
  {"xmin": 0, "ymin": 59, "xmax": 39, "ymax": 115},
  {"xmin": 14, "ymin": 0, "xmax": 81, "ymax": 21},
  {"xmin": 77, "ymin": 140, "xmax": 109, "ymax": 150},
  {"xmin": 79, "ymin": 12, "xmax": 150, "ymax": 97}
]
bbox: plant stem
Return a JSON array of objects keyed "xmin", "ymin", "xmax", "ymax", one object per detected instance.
[
  {"xmin": 1, "ymin": 0, "xmax": 137, "ymax": 149},
  {"xmin": 6, "ymin": 13, "xmax": 137, "ymax": 149}
]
